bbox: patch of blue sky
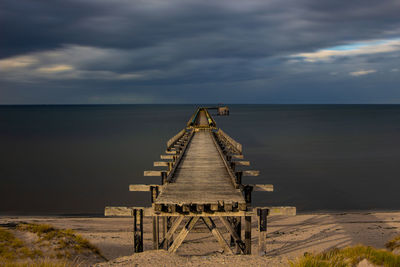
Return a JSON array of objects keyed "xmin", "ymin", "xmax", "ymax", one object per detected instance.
[{"xmin": 327, "ymin": 37, "xmax": 400, "ymax": 51}]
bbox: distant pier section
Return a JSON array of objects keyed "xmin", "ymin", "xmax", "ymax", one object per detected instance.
[
  {"xmin": 207, "ymin": 105, "xmax": 230, "ymax": 116},
  {"xmin": 105, "ymin": 107, "xmax": 295, "ymax": 255}
]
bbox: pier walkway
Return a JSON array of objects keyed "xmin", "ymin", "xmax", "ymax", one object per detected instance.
[{"xmin": 105, "ymin": 107, "xmax": 295, "ymax": 255}]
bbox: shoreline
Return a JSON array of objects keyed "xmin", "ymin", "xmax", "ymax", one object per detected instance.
[{"xmin": 1, "ymin": 211, "xmax": 400, "ymax": 266}]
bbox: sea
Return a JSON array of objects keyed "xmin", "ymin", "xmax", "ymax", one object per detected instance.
[{"xmin": 1, "ymin": 104, "xmax": 399, "ymax": 215}]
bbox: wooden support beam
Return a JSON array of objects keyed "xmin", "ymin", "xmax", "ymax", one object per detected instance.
[
  {"xmin": 234, "ymin": 161, "xmax": 250, "ymax": 166},
  {"xmin": 168, "ymin": 217, "xmax": 199, "ymax": 253},
  {"xmin": 219, "ymin": 216, "xmax": 245, "ymax": 253},
  {"xmin": 242, "ymin": 170, "xmax": 260, "ymax": 176},
  {"xmin": 231, "ymin": 154, "xmax": 244, "ymax": 159},
  {"xmin": 104, "ymin": 206, "xmax": 296, "ymax": 217},
  {"xmin": 129, "ymin": 184, "xmax": 159, "ymax": 192},
  {"xmin": 144, "ymin": 170, "xmax": 166, "ymax": 176},
  {"xmin": 154, "ymin": 161, "xmax": 169, "ymax": 167},
  {"xmin": 202, "ymin": 217, "xmax": 233, "ymax": 255},
  {"xmin": 245, "ymin": 216, "xmax": 251, "ymax": 255},
  {"xmin": 160, "ymin": 155, "xmax": 174, "ymax": 160},
  {"xmin": 245, "ymin": 184, "xmax": 274, "ymax": 192},
  {"xmin": 159, "ymin": 216, "xmax": 184, "ymax": 249},
  {"xmin": 255, "ymin": 206, "xmax": 296, "ymax": 216},
  {"xmin": 165, "ymin": 150, "xmax": 177, "ymax": 155}
]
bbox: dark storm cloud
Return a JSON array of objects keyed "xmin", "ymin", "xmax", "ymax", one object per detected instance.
[{"xmin": 1, "ymin": 0, "xmax": 400, "ymax": 103}]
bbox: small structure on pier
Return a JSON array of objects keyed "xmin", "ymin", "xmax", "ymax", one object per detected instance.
[
  {"xmin": 218, "ymin": 106, "xmax": 229, "ymax": 116},
  {"xmin": 105, "ymin": 107, "xmax": 295, "ymax": 255}
]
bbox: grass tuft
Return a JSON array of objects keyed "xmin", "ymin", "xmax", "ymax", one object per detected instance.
[
  {"xmin": 290, "ymin": 245, "xmax": 400, "ymax": 267},
  {"xmin": 386, "ymin": 235, "xmax": 400, "ymax": 252}
]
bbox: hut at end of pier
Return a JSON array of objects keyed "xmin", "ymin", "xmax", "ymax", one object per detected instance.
[{"xmin": 218, "ymin": 106, "xmax": 229, "ymax": 116}]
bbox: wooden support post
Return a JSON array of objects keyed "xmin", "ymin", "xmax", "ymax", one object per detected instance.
[
  {"xmin": 150, "ymin": 186, "xmax": 159, "ymax": 203},
  {"xmin": 245, "ymin": 216, "xmax": 251, "ymax": 255},
  {"xmin": 202, "ymin": 217, "xmax": 233, "ymax": 255},
  {"xmin": 257, "ymin": 208, "xmax": 268, "ymax": 256},
  {"xmin": 169, "ymin": 217, "xmax": 199, "ymax": 253},
  {"xmin": 152, "ymin": 216, "xmax": 160, "ymax": 250},
  {"xmin": 236, "ymin": 216, "xmax": 242, "ymax": 254},
  {"xmin": 162, "ymin": 217, "xmax": 167, "ymax": 249},
  {"xmin": 219, "ymin": 216, "xmax": 245, "ymax": 254},
  {"xmin": 133, "ymin": 209, "xmax": 143, "ymax": 253},
  {"xmin": 235, "ymin": 171, "xmax": 242, "ymax": 185},
  {"xmin": 243, "ymin": 185, "xmax": 253, "ymax": 205},
  {"xmin": 228, "ymin": 217, "xmax": 235, "ymax": 247},
  {"xmin": 161, "ymin": 172, "xmax": 167, "ymax": 185}
]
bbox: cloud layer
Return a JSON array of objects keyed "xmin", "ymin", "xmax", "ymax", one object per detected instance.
[{"xmin": 1, "ymin": 0, "xmax": 400, "ymax": 103}]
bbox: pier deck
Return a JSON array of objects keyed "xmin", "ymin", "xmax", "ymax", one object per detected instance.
[{"xmin": 155, "ymin": 130, "xmax": 246, "ymax": 206}]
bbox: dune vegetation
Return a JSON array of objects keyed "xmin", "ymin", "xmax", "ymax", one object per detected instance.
[
  {"xmin": 0, "ymin": 222, "xmax": 105, "ymax": 266},
  {"xmin": 290, "ymin": 243, "xmax": 400, "ymax": 267}
]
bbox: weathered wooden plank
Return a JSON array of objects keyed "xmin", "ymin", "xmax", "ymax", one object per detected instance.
[
  {"xmin": 129, "ymin": 184, "xmax": 159, "ymax": 192},
  {"xmin": 165, "ymin": 150, "xmax": 177, "ymax": 155},
  {"xmin": 242, "ymin": 170, "xmax": 260, "ymax": 176},
  {"xmin": 160, "ymin": 155, "xmax": 174, "ymax": 160},
  {"xmin": 144, "ymin": 170, "xmax": 166, "ymax": 176},
  {"xmin": 231, "ymin": 154, "xmax": 244, "ymax": 159},
  {"xmin": 154, "ymin": 161, "xmax": 169, "ymax": 167},
  {"xmin": 202, "ymin": 217, "xmax": 233, "ymax": 255},
  {"xmin": 168, "ymin": 217, "xmax": 199, "ymax": 253},
  {"xmin": 104, "ymin": 206, "xmax": 133, "ymax": 217},
  {"xmin": 260, "ymin": 206, "xmax": 296, "ymax": 216},
  {"xmin": 248, "ymin": 184, "xmax": 274, "ymax": 192},
  {"xmin": 234, "ymin": 161, "xmax": 250, "ymax": 166}
]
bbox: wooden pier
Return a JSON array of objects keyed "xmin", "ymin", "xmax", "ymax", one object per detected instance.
[{"xmin": 105, "ymin": 107, "xmax": 295, "ymax": 255}]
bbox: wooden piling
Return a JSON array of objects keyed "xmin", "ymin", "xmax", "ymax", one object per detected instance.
[
  {"xmin": 245, "ymin": 216, "xmax": 251, "ymax": 254},
  {"xmin": 133, "ymin": 209, "xmax": 143, "ymax": 252},
  {"xmin": 257, "ymin": 208, "xmax": 268, "ymax": 256}
]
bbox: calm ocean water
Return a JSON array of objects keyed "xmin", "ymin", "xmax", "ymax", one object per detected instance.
[{"xmin": 1, "ymin": 105, "xmax": 399, "ymax": 215}]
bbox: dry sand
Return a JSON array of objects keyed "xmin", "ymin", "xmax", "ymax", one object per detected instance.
[{"xmin": 1, "ymin": 211, "xmax": 400, "ymax": 266}]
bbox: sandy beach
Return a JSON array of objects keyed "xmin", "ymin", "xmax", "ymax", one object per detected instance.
[{"xmin": 1, "ymin": 211, "xmax": 399, "ymax": 266}]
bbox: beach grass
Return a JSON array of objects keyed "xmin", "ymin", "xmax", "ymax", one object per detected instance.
[
  {"xmin": 0, "ymin": 223, "xmax": 104, "ymax": 266},
  {"xmin": 290, "ymin": 245, "xmax": 400, "ymax": 267},
  {"xmin": 386, "ymin": 235, "xmax": 400, "ymax": 252}
]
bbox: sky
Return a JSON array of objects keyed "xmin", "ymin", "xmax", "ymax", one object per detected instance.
[{"xmin": 1, "ymin": 0, "xmax": 400, "ymax": 104}]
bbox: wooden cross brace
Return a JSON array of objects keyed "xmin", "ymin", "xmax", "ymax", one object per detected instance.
[{"xmin": 156, "ymin": 216, "xmax": 250, "ymax": 255}]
